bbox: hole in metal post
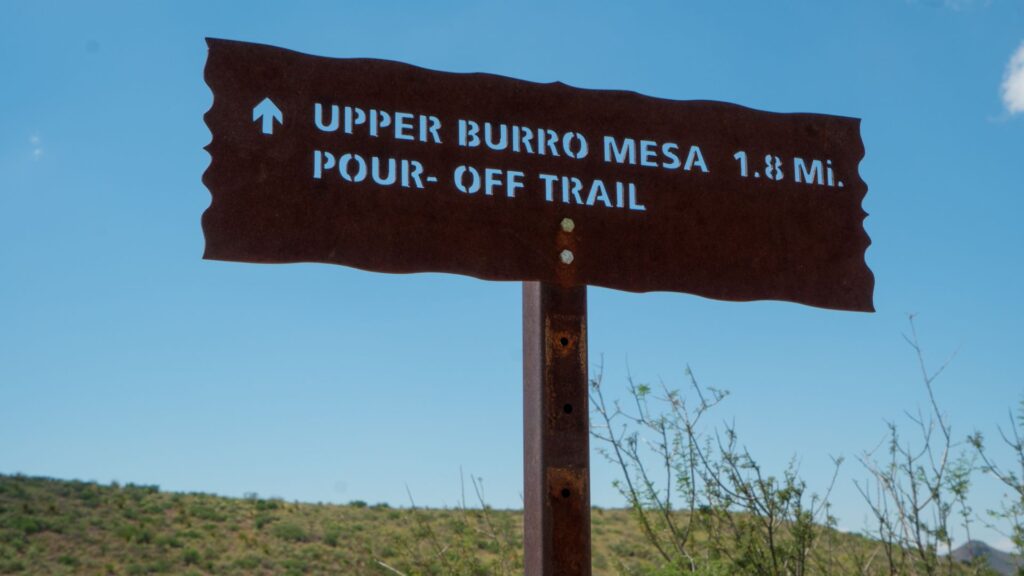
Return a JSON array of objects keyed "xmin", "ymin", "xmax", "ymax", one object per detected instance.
[
  {"xmin": 559, "ymin": 337, "xmax": 569, "ymax": 347},
  {"xmin": 561, "ymin": 488, "xmax": 571, "ymax": 498},
  {"xmin": 563, "ymin": 403, "xmax": 573, "ymax": 414}
]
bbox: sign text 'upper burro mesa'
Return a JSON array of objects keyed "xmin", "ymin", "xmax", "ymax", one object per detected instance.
[{"xmin": 203, "ymin": 38, "xmax": 874, "ymax": 312}]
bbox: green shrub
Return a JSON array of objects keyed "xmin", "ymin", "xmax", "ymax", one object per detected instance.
[
  {"xmin": 281, "ymin": 557, "xmax": 310, "ymax": 576},
  {"xmin": 190, "ymin": 504, "xmax": 226, "ymax": 522},
  {"xmin": 271, "ymin": 522, "xmax": 309, "ymax": 543},
  {"xmin": 155, "ymin": 534, "xmax": 184, "ymax": 549},
  {"xmin": 1, "ymin": 515, "xmax": 46, "ymax": 536},
  {"xmin": 255, "ymin": 499, "xmax": 281, "ymax": 512},
  {"xmin": 0, "ymin": 559, "xmax": 26, "ymax": 573},
  {"xmin": 146, "ymin": 558, "xmax": 173, "ymax": 572},
  {"xmin": 254, "ymin": 513, "xmax": 274, "ymax": 530},
  {"xmin": 322, "ymin": 525, "xmax": 341, "ymax": 547},
  {"xmin": 233, "ymin": 553, "xmax": 263, "ymax": 570},
  {"xmin": 125, "ymin": 483, "xmax": 159, "ymax": 496},
  {"xmin": 114, "ymin": 524, "xmax": 152, "ymax": 544}
]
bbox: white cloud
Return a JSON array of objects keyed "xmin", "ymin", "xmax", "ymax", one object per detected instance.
[
  {"xmin": 29, "ymin": 135, "xmax": 43, "ymax": 160},
  {"xmin": 1004, "ymin": 42, "xmax": 1024, "ymax": 115}
]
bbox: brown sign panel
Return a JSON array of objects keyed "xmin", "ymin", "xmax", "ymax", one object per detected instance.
[{"xmin": 203, "ymin": 38, "xmax": 873, "ymax": 312}]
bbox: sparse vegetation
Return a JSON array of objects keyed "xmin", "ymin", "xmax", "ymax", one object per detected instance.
[{"xmin": 591, "ymin": 364, "xmax": 864, "ymax": 575}]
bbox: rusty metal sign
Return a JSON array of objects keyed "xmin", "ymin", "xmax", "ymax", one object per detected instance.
[{"xmin": 203, "ymin": 38, "xmax": 874, "ymax": 312}]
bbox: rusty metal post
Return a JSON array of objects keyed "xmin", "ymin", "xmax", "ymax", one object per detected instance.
[{"xmin": 523, "ymin": 281, "xmax": 590, "ymax": 575}]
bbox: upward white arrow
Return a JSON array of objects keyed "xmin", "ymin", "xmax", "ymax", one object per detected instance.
[{"xmin": 252, "ymin": 97, "xmax": 283, "ymax": 135}]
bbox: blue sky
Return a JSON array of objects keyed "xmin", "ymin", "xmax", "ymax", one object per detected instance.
[{"xmin": 2, "ymin": 0, "xmax": 1023, "ymax": 550}]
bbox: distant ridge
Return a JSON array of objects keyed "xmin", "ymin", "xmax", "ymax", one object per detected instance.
[{"xmin": 951, "ymin": 540, "xmax": 1023, "ymax": 576}]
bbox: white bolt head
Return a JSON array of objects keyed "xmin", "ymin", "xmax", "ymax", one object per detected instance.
[
  {"xmin": 560, "ymin": 218, "xmax": 575, "ymax": 233},
  {"xmin": 560, "ymin": 249, "xmax": 575, "ymax": 265}
]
